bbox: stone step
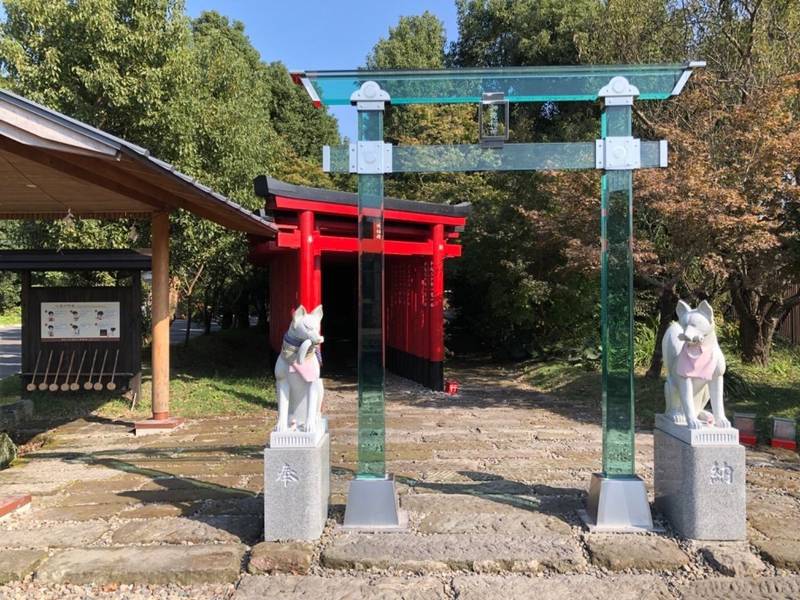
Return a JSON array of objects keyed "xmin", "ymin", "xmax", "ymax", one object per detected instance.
[
  {"xmin": 453, "ymin": 574, "xmax": 672, "ymax": 600},
  {"xmin": 0, "ymin": 549, "xmax": 47, "ymax": 584},
  {"xmin": 321, "ymin": 532, "xmax": 585, "ymax": 574},
  {"xmin": 35, "ymin": 543, "xmax": 246, "ymax": 585},
  {"xmin": 233, "ymin": 574, "xmax": 450, "ymax": 600}
]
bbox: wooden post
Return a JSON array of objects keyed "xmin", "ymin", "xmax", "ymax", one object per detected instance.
[
  {"xmin": 20, "ymin": 271, "xmax": 30, "ymax": 395},
  {"xmin": 150, "ymin": 210, "xmax": 170, "ymax": 421},
  {"xmin": 130, "ymin": 270, "xmax": 143, "ymax": 404},
  {"xmin": 298, "ymin": 210, "xmax": 316, "ymax": 309},
  {"xmin": 430, "ymin": 223, "xmax": 445, "ymax": 390}
]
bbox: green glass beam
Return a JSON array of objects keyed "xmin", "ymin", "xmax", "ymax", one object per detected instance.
[
  {"xmin": 324, "ymin": 141, "xmax": 667, "ymax": 174},
  {"xmin": 356, "ymin": 108, "xmax": 386, "ymax": 480},
  {"xmin": 301, "ymin": 63, "xmax": 703, "ymax": 106},
  {"xmin": 600, "ymin": 104, "xmax": 636, "ymax": 477}
]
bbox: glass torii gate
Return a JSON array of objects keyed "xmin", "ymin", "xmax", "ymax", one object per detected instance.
[{"xmin": 295, "ymin": 63, "xmax": 704, "ymax": 531}]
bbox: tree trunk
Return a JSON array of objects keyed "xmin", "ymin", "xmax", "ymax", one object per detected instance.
[
  {"xmin": 183, "ymin": 289, "xmax": 192, "ymax": 346},
  {"xmin": 203, "ymin": 303, "xmax": 213, "ymax": 335},
  {"xmin": 235, "ymin": 291, "xmax": 250, "ymax": 330},
  {"xmin": 203, "ymin": 288, "xmax": 215, "ymax": 335},
  {"xmin": 646, "ymin": 283, "xmax": 679, "ymax": 379},
  {"xmin": 738, "ymin": 315, "xmax": 776, "ymax": 366},
  {"xmin": 730, "ymin": 279, "xmax": 781, "ymax": 366}
]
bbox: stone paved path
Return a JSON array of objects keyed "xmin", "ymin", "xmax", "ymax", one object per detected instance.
[{"xmin": 0, "ymin": 361, "xmax": 798, "ymax": 598}]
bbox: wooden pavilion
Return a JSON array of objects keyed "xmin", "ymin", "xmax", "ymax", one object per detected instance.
[{"xmin": 0, "ymin": 89, "xmax": 277, "ymax": 433}]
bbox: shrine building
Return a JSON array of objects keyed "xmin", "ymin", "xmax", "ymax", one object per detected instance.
[{"xmin": 248, "ymin": 176, "xmax": 470, "ymax": 391}]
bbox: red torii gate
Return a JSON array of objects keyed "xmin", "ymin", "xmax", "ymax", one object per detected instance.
[{"xmin": 248, "ymin": 176, "xmax": 469, "ymax": 390}]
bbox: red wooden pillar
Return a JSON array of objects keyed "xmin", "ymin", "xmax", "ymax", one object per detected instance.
[
  {"xmin": 430, "ymin": 223, "xmax": 445, "ymax": 388},
  {"xmin": 298, "ymin": 210, "xmax": 321, "ymax": 309}
]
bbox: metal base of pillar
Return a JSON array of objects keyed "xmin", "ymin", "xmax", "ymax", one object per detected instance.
[
  {"xmin": 579, "ymin": 473, "xmax": 658, "ymax": 533},
  {"xmin": 134, "ymin": 417, "xmax": 185, "ymax": 436},
  {"xmin": 342, "ymin": 475, "xmax": 407, "ymax": 531}
]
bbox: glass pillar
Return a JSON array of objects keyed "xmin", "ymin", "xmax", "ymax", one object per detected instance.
[
  {"xmin": 356, "ymin": 107, "xmax": 386, "ymax": 479},
  {"xmin": 600, "ymin": 103, "xmax": 636, "ymax": 477}
]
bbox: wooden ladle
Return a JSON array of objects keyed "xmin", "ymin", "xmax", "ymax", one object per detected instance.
[
  {"xmin": 106, "ymin": 349, "xmax": 120, "ymax": 391},
  {"xmin": 60, "ymin": 351, "xmax": 75, "ymax": 391},
  {"xmin": 38, "ymin": 350, "xmax": 53, "ymax": 391},
  {"xmin": 84, "ymin": 349, "xmax": 98, "ymax": 391},
  {"xmin": 26, "ymin": 351, "xmax": 42, "ymax": 392},
  {"xmin": 70, "ymin": 350, "xmax": 86, "ymax": 391},
  {"xmin": 49, "ymin": 351, "xmax": 64, "ymax": 392},
  {"xmin": 94, "ymin": 349, "xmax": 108, "ymax": 391}
]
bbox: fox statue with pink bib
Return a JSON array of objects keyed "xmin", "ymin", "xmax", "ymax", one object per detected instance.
[
  {"xmin": 662, "ymin": 300, "xmax": 729, "ymax": 430},
  {"xmin": 274, "ymin": 305, "xmax": 324, "ymax": 436}
]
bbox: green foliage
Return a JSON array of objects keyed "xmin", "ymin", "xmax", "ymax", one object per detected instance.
[
  {"xmin": 0, "ymin": 306, "xmax": 20, "ymax": 326},
  {"xmin": 633, "ymin": 319, "xmax": 658, "ymax": 369},
  {"xmin": 0, "ymin": 2, "xmax": 339, "ymax": 326}
]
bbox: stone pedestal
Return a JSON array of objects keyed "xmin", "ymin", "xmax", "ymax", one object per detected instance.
[
  {"xmin": 654, "ymin": 414, "xmax": 745, "ymax": 540},
  {"xmin": 264, "ymin": 432, "xmax": 330, "ymax": 541}
]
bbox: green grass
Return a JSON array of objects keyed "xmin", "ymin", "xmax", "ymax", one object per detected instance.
[
  {"xmin": 524, "ymin": 342, "xmax": 800, "ymax": 444},
  {"xmin": 0, "ymin": 327, "xmax": 276, "ymax": 421},
  {"xmin": 0, "ymin": 307, "xmax": 20, "ymax": 326},
  {"xmin": 0, "ymin": 375, "xmax": 22, "ymax": 406}
]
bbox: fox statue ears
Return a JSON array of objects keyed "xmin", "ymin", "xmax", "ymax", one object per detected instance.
[
  {"xmin": 676, "ymin": 299, "xmax": 714, "ymax": 323},
  {"xmin": 292, "ymin": 305, "xmax": 323, "ymax": 322}
]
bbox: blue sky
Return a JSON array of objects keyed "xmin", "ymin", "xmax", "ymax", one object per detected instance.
[{"xmin": 185, "ymin": 1, "xmax": 459, "ymax": 139}]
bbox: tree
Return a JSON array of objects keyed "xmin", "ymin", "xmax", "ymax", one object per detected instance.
[{"xmin": 0, "ymin": 2, "xmax": 340, "ymax": 336}]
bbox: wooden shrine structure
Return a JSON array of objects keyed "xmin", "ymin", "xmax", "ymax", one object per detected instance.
[{"xmin": 249, "ymin": 177, "xmax": 470, "ymax": 390}]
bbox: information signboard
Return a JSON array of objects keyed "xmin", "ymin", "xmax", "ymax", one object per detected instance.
[{"xmin": 40, "ymin": 301, "xmax": 121, "ymax": 341}]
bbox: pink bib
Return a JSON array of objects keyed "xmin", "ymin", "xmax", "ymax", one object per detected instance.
[
  {"xmin": 289, "ymin": 358, "xmax": 320, "ymax": 383},
  {"xmin": 677, "ymin": 344, "xmax": 717, "ymax": 381}
]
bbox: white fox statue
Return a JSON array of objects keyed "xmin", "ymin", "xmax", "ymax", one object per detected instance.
[
  {"xmin": 662, "ymin": 300, "xmax": 730, "ymax": 430},
  {"xmin": 274, "ymin": 305, "xmax": 324, "ymax": 435}
]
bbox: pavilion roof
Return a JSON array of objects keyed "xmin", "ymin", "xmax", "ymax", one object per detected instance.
[{"xmin": 0, "ymin": 89, "xmax": 276, "ymax": 237}]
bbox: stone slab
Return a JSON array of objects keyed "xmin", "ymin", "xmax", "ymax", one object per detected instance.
[
  {"xmin": 0, "ymin": 521, "xmax": 108, "ymax": 548},
  {"xmin": 119, "ymin": 503, "xmax": 194, "ymax": 518},
  {"xmin": 0, "ymin": 549, "xmax": 47, "ymax": 584},
  {"xmin": 111, "ymin": 516, "xmax": 262, "ymax": 545},
  {"xmin": 133, "ymin": 417, "xmax": 185, "ymax": 436},
  {"xmin": 264, "ymin": 433, "xmax": 329, "ymax": 541},
  {"xmin": 30, "ymin": 503, "xmax": 125, "ymax": 522},
  {"xmin": 675, "ymin": 576, "xmax": 800, "ymax": 600},
  {"xmin": 453, "ymin": 574, "xmax": 673, "ymax": 600},
  {"xmin": 654, "ymin": 427, "xmax": 746, "ymax": 540},
  {"xmin": 247, "ymin": 541, "xmax": 313, "ymax": 574},
  {"xmin": 35, "ymin": 544, "xmax": 246, "ymax": 585},
  {"xmin": 700, "ymin": 542, "xmax": 766, "ymax": 576},
  {"xmin": 585, "ymin": 535, "xmax": 689, "ymax": 571},
  {"xmin": 754, "ymin": 539, "xmax": 800, "ymax": 570},
  {"xmin": 321, "ymin": 532, "xmax": 586, "ymax": 573},
  {"xmin": 748, "ymin": 512, "xmax": 800, "ymax": 541},
  {"xmin": 233, "ymin": 575, "xmax": 450, "ymax": 600},
  {"xmin": 417, "ymin": 510, "xmax": 571, "ymax": 535}
]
